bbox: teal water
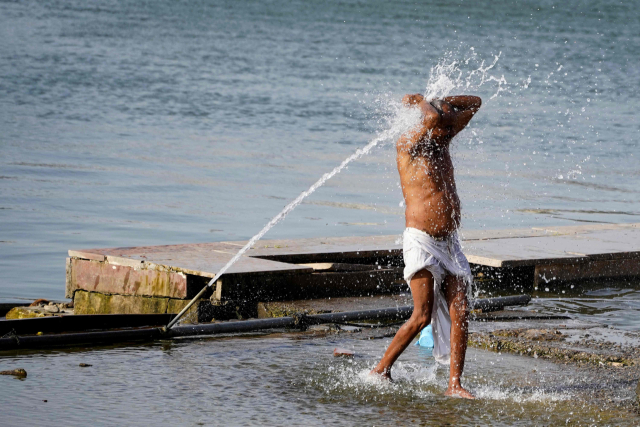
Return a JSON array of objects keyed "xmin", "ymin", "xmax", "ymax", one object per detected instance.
[
  {"xmin": 1, "ymin": 1, "xmax": 639, "ymax": 301},
  {"xmin": 529, "ymin": 286, "xmax": 640, "ymax": 331},
  {"xmin": 3, "ymin": 2, "xmax": 640, "ymax": 424}
]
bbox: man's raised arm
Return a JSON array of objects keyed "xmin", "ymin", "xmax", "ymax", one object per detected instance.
[
  {"xmin": 443, "ymin": 95, "xmax": 482, "ymax": 111},
  {"xmin": 442, "ymin": 95, "xmax": 482, "ymax": 136},
  {"xmin": 399, "ymin": 94, "xmax": 441, "ymax": 148}
]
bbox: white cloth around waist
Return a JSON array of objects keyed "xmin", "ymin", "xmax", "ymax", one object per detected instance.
[{"xmin": 402, "ymin": 227, "xmax": 473, "ymax": 365}]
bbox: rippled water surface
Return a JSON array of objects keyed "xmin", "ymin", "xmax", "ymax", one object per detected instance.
[
  {"xmin": 1, "ymin": 334, "xmax": 635, "ymax": 426},
  {"xmin": 2, "ymin": 1, "xmax": 639, "ymax": 425},
  {"xmin": 1, "ymin": 0, "xmax": 639, "ymax": 299},
  {"xmin": 528, "ymin": 285, "xmax": 640, "ymax": 331}
]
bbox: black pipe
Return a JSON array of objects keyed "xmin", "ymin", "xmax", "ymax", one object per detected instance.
[
  {"xmin": 469, "ymin": 294, "xmax": 530, "ymax": 312},
  {"xmin": 0, "ymin": 295, "xmax": 530, "ymax": 351},
  {"xmin": 168, "ymin": 316, "xmax": 294, "ymax": 337},
  {"xmin": 308, "ymin": 306, "xmax": 413, "ymax": 324},
  {"xmin": 167, "ymin": 294, "xmax": 530, "ymax": 338},
  {"xmin": 167, "ymin": 306, "xmax": 415, "ymax": 338},
  {"xmin": 0, "ymin": 314, "xmax": 176, "ymax": 336},
  {"xmin": 0, "ymin": 295, "xmax": 529, "ymax": 337},
  {"xmin": 0, "ymin": 328, "xmax": 164, "ymax": 350}
]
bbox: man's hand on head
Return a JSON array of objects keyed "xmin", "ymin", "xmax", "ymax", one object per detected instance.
[
  {"xmin": 399, "ymin": 93, "xmax": 482, "ymax": 148},
  {"xmin": 400, "ymin": 94, "xmax": 442, "ymax": 146},
  {"xmin": 441, "ymin": 95, "xmax": 482, "ymax": 136}
]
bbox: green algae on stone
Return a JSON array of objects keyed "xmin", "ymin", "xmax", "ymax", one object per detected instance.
[
  {"xmin": 0, "ymin": 368, "xmax": 27, "ymax": 378},
  {"xmin": 5, "ymin": 306, "xmax": 49, "ymax": 319},
  {"xmin": 74, "ymin": 290, "xmax": 170, "ymax": 315}
]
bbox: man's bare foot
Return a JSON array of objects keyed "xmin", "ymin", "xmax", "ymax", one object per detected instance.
[
  {"xmin": 444, "ymin": 385, "xmax": 475, "ymax": 399},
  {"xmin": 369, "ymin": 369, "xmax": 393, "ymax": 381}
]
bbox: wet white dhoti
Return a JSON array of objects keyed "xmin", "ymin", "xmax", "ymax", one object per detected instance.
[{"xmin": 403, "ymin": 227, "xmax": 473, "ymax": 365}]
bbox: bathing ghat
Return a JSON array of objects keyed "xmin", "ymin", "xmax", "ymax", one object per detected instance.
[{"xmin": 57, "ymin": 222, "xmax": 640, "ymax": 321}]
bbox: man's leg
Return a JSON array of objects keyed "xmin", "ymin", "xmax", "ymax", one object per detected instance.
[
  {"xmin": 443, "ymin": 274, "xmax": 474, "ymax": 399},
  {"xmin": 370, "ymin": 269, "xmax": 434, "ymax": 379}
]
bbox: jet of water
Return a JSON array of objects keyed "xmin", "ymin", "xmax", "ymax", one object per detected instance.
[{"xmin": 165, "ymin": 101, "xmax": 419, "ymax": 329}]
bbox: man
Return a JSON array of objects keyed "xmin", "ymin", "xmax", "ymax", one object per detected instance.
[{"xmin": 370, "ymin": 93, "xmax": 482, "ymax": 399}]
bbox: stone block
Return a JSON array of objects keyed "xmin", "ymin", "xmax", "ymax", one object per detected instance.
[
  {"xmin": 72, "ymin": 290, "xmax": 224, "ymax": 323},
  {"xmin": 167, "ymin": 298, "xmax": 200, "ymax": 324},
  {"xmin": 333, "ymin": 348, "xmax": 355, "ymax": 357},
  {"xmin": 66, "ymin": 258, "xmax": 188, "ymax": 299},
  {"xmin": 74, "ymin": 290, "xmax": 169, "ymax": 315},
  {"xmin": 0, "ymin": 369, "xmax": 27, "ymax": 378},
  {"xmin": 257, "ymin": 301, "xmax": 324, "ymax": 318}
]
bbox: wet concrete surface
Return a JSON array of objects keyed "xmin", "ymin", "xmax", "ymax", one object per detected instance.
[
  {"xmin": 1, "ymin": 308, "xmax": 639, "ymax": 424},
  {"xmin": 254, "ymin": 294, "xmax": 640, "ymax": 417},
  {"xmin": 467, "ymin": 315, "xmax": 640, "ymax": 415},
  {"xmin": 228, "ymin": 313, "xmax": 640, "ymax": 419},
  {"xmin": 277, "ymin": 316, "xmax": 640, "ymax": 417},
  {"xmin": 2, "ymin": 292, "xmax": 639, "ymax": 423}
]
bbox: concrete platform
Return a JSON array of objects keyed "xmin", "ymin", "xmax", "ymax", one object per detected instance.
[{"xmin": 65, "ymin": 223, "xmax": 640, "ymax": 318}]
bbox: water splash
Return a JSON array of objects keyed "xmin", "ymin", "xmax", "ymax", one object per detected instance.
[
  {"xmin": 473, "ymin": 385, "xmax": 570, "ymax": 403},
  {"xmin": 306, "ymin": 360, "xmax": 570, "ymax": 404},
  {"xmin": 424, "ymin": 51, "xmax": 506, "ymax": 101},
  {"xmin": 309, "ymin": 361, "xmax": 439, "ymax": 400}
]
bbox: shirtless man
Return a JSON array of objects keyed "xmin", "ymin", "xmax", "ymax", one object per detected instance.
[{"xmin": 370, "ymin": 93, "xmax": 482, "ymax": 399}]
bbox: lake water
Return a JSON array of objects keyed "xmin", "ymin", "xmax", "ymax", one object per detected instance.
[
  {"xmin": 529, "ymin": 285, "xmax": 640, "ymax": 331},
  {"xmin": 1, "ymin": 0, "xmax": 639, "ymax": 300},
  {"xmin": 3, "ymin": 1, "xmax": 640, "ymax": 424}
]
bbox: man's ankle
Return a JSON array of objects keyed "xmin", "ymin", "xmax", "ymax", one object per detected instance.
[
  {"xmin": 371, "ymin": 366, "xmax": 388, "ymax": 374},
  {"xmin": 448, "ymin": 377, "xmax": 463, "ymax": 388}
]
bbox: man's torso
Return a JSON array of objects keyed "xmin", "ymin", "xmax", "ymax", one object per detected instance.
[
  {"xmin": 397, "ymin": 140, "xmax": 460, "ymax": 238},
  {"xmin": 396, "ymin": 95, "xmax": 481, "ymax": 239}
]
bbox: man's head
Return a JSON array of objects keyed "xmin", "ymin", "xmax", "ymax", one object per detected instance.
[{"xmin": 430, "ymin": 99, "xmax": 455, "ymax": 126}]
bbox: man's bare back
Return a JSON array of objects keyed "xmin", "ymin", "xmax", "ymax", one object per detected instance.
[{"xmin": 397, "ymin": 94, "xmax": 481, "ymax": 238}]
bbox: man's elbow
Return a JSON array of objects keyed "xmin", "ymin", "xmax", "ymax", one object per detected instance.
[
  {"xmin": 470, "ymin": 96, "xmax": 482, "ymax": 110},
  {"xmin": 402, "ymin": 93, "xmax": 424, "ymax": 106}
]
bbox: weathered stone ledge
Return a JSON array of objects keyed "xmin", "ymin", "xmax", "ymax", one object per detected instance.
[
  {"xmin": 70, "ymin": 290, "xmax": 258, "ymax": 323},
  {"xmin": 469, "ymin": 328, "xmax": 639, "ymax": 367},
  {"xmin": 73, "ymin": 290, "xmax": 201, "ymax": 322}
]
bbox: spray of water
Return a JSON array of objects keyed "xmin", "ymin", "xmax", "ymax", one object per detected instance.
[
  {"xmin": 306, "ymin": 359, "xmax": 570, "ymax": 404},
  {"xmin": 204, "ymin": 107, "xmax": 418, "ymax": 283},
  {"xmin": 165, "ymin": 99, "xmax": 420, "ymax": 329},
  {"xmin": 424, "ymin": 51, "xmax": 505, "ymax": 101},
  {"xmin": 166, "ymin": 50, "xmax": 508, "ymax": 329}
]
